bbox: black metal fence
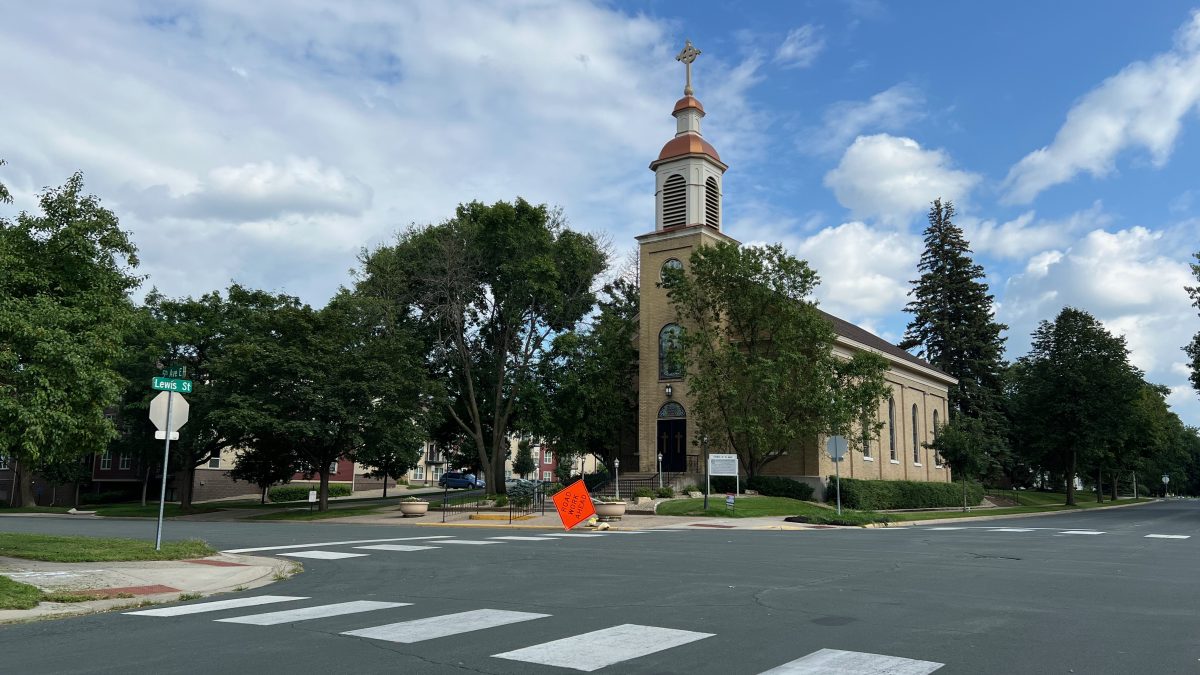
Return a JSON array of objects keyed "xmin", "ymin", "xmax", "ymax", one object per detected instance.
[
  {"xmin": 439, "ymin": 488, "xmax": 487, "ymax": 523},
  {"xmin": 508, "ymin": 483, "xmax": 547, "ymax": 523}
]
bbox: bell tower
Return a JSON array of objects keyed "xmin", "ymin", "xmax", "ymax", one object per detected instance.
[{"xmin": 635, "ymin": 40, "xmax": 740, "ymax": 476}]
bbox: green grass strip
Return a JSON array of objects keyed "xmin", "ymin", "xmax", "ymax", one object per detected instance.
[{"xmin": 0, "ymin": 533, "xmax": 215, "ymax": 562}]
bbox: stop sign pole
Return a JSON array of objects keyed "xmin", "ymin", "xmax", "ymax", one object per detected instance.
[
  {"xmin": 149, "ymin": 376, "xmax": 192, "ymax": 551},
  {"xmin": 155, "ymin": 391, "xmax": 175, "ymax": 551}
]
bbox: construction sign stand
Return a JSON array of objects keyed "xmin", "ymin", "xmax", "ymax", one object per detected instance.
[{"xmin": 552, "ymin": 479, "xmax": 596, "ymax": 531}]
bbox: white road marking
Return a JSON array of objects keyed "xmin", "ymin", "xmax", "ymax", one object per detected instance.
[
  {"xmin": 125, "ymin": 595, "xmax": 307, "ymax": 617},
  {"xmin": 926, "ymin": 527, "xmax": 968, "ymax": 531},
  {"xmin": 493, "ymin": 623, "xmax": 713, "ymax": 672},
  {"xmin": 279, "ymin": 550, "xmax": 369, "ymax": 559},
  {"xmin": 216, "ymin": 601, "xmax": 409, "ymax": 625},
  {"xmin": 539, "ymin": 533, "xmax": 606, "ymax": 538},
  {"xmin": 222, "ymin": 536, "xmax": 452, "ymax": 554},
  {"xmin": 490, "ymin": 536, "xmax": 552, "ymax": 541},
  {"xmin": 1145, "ymin": 534, "xmax": 1190, "ymax": 539},
  {"xmin": 1060, "ymin": 530, "xmax": 1105, "ymax": 535},
  {"xmin": 757, "ymin": 648, "xmax": 943, "ymax": 674},
  {"xmin": 353, "ymin": 544, "xmax": 440, "ymax": 552},
  {"xmin": 988, "ymin": 528, "xmax": 1035, "ymax": 532},
  {"xmin": 343, "ymin": 609, "xmax": 548, "ymax": 643},
  {"xmin": 435, "ymin": 540, "xmax": 502, "ymax": 545}
]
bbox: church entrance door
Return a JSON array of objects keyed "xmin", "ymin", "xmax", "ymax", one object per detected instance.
[{"xmin": 657, "ymin": 418, "xmax": 687, "ymax": 473}]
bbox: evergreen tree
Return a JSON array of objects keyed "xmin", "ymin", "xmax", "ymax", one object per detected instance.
[
  {"xmin": 513, "ymin": 440, "xmax": 536, "ymax": 479},
  {"xmin": 901, "ymin": 199, "xmax": 1008, "ymax": 455}
]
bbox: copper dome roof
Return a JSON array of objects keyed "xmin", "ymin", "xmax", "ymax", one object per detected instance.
[
  {"xmin": 672, "ymin": 96, "xmax": 705, "ymax": 114},
  {"xmin": 650, "ymin": 131, "xmax": 725, "ymax": 170}
]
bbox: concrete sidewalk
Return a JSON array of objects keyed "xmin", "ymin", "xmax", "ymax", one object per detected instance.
[{"xmin": 0, "ymin": 553, "xmax": 292, "ymax": 624}]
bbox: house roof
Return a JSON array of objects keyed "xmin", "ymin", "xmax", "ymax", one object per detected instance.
[{"xmin": 816, "ymin": 308, "xmax": 955, "ymax": 383}]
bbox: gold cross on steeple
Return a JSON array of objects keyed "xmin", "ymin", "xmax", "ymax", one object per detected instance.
[{"xmin": 676, "ymin": 39, "xmax": 701, "ymax": 96}]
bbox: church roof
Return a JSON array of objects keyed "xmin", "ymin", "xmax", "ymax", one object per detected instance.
[
  {"xmin": 673, "ymin": 96, "xmax": 705, "ymax": 114},
  {"xmin": 650, "ymin": 131, "xmax": 725, "ymax": 170},
  {"xmin": 817, "ymin": 308, "xmax": 955, "ymax": 382}
]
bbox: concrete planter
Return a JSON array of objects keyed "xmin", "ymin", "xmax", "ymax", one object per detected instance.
[
  {"xmin": 398, "ymin": 501, "xmax": 429, "ymax": 517},
  {"xmin": 595, "ymin": 501, "xmax": 626, "ymax": 520}
]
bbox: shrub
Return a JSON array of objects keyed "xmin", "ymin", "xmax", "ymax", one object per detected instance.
[
  {"xmin": 785, "ymin": 511, "xmax": 894, "ymax": 527},
  {"xmin": 828, "ymin": 477, "xmax": 983, "ymax": 510},
  {"xmin": 268, "ymin": 484, "xmax": 352, "ymax": 502},
  {"xmin": 79, "ymin": 490, "xmax": 132, "ymax": 505},
  {"xmin": 492, "ymin": 494, "xmax": 508, "ymax": 507},
  {"xmin": 682, "ymin": 484, "xmax": 700, "ymax": 494},
  {"xmin": 633, "ymin": 487, "xmax": 656, "ymax": 499},
  {"xmin": 656, "ymin": 487, "xmax": 675, "ymax": 498},
  {"xmin": 544, "ymin": 483, "xmax": 565, "ymax": 496},
  {"xmin": 709, "ymin": 476, "xmax": 738, "ymax": 493},
  {"xmin": 747, "ymin": 476, "xmax": 814, "ymax": 501}
]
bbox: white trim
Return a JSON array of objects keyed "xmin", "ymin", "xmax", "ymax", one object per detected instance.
[
  {"xmin": 913, "ymin": 463, "xmax": 923, "ymax": 467},
  {"xmin": 863, "ymin": 456, "xmax": 874, "ymax": 462},
  {"xmin": 890, "ymin": 460, "xmax": 900, "ymax": 464}
]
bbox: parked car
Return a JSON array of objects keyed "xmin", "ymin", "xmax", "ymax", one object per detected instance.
[{"xmin": 439, "ymin": 472, "xmax": 485, "ymax": 489}]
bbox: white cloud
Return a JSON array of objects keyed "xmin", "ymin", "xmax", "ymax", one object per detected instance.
[
  {"xmin": 961, "ymin": 201, "xmax": 1111, "ymax": 259},
  {"xmin": 792, "ymin": 221, "xmax": 922, "ymax": 318},
  {"xmin": 0, "ymin": 1, "xmax": 773, "ymax": 304},
  {"xmin": 824, "ymin": 134, "xmax": 980, "ymax": 225},
  {"xmin": 775, "ymin": 25, "xmax": 825, "ymax": 69},
  {"xmin": 1003, "ymin": 10, "xmax": 1200, "ymax": 204},
  {"xmin": 803, "ymin": 83, "xmax": 925, "ymax": 155}
]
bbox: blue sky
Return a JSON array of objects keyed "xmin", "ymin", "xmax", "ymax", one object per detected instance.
[{"xmin": 1, "ymin": 1, "xmax": 1198, "ymax": 425}]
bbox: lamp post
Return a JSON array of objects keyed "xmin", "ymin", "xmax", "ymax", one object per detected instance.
[
  {"xmin": 614, "ymin": 458, "xmax": 621, "ymax": 499},
  {"xmin": 701, "ymin": 434, "xmax": 710, "ymax": 511},
  {"xmin": 657, "ymin": 453, "xmax": 663, "ymax": 488}
]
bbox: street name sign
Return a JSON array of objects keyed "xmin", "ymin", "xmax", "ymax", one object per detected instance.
[
  {"xmin": 552, "ymin": 479, "xmax": 596, "ymax": 530},
  {"xmin": 161, "ymin": 366, "xmax": 187, "ymax": 379},
  {"xmin": 152, "ymin": 377, "xmax": 193, "ymax": 394},
  {"xmin": 708, "ymin": 454, "xmax": 739, "ymax": 477},
  {"xmin": 149, "ymin": 392, "xmax": 189, "ymax": 432}
]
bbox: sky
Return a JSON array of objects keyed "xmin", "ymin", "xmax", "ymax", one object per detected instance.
[{"xmin": 1, "ymin": 0, "xmax": 1198, "ymax": 426}]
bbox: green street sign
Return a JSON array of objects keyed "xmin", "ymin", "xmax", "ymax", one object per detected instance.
[
  {"xmin": 161, "ymin": 366, "xmax": 187, "ymax": 378},
  {"xmin": 152, "ymin": 377, "xmax": 193, "ymax": 394}
]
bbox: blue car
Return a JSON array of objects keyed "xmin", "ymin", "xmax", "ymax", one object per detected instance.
[{"xmin": 438, "ymin": 472, "xmax": 485, "ymax": 489}]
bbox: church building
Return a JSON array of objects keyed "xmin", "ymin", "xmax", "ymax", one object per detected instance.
[{"xmin": 630, "ymin": 42, "xmax": 955, "ymax": 496}]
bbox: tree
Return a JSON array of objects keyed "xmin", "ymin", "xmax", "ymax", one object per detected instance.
[
  {"xmin": 513, "ymin": 439, "xmax": 536, "ymax": 479},
  {"xmin": 1186, "ymin": 251, "xmax": 1200, "ymax": 397},
  {"xmin": 536, "ymin": 277, "xmax": 639, "ymax": 474},
  {"xmin": 357, "ymin": 417, "xmax": 427, "ymax": 499},
  {"xmin": 1009, "ymin": 307, "xmax": 1139, "ymax": 505},
  {"xmin": 0, "ymin": 170, "xmax": 141, "ymax": 505},
  {"xmin": 900, "ymin": 199, "xmax": 1009, "ymax": 471},
  {"xmin": 358, "ymin": 199, "xmax": 606, "ymax": 493},
  {"xmin": 926, "ymin": 416, "xmax": 992, "ymax": 511},
  {"xmin": 228, "ymin": 443, "xmax": 295, "ymax": 504},
  {"xmin": 664, "ymin": 242, "xmax": 891, "ymax": 477}
]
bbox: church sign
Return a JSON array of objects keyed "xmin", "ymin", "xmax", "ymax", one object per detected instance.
[{"xmin": 708, "ymin": 454, "xmax": 738, "ymax": 477}]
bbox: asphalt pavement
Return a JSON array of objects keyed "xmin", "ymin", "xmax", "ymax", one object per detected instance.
[{"xmin": 1, "ymin": 500, "xmax": 1198, "ymax": 673}]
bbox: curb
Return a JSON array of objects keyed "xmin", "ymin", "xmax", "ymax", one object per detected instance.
[{"xmin": 871, "ymin": 498, "xmax": 1159, "ymax": 527}]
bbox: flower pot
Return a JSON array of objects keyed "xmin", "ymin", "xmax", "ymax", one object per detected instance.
[
  {"xmin": 595, "ymin": 501, "xmax": 626, "ymax": 520},
  {"xmin": 398, "ymin": 501, "xmax": 429, "ymax": 517}
]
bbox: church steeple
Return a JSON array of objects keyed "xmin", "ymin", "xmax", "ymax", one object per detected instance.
[{"xmin": 650, "ymin": 40, "xmax": 727, "ymax": 232}]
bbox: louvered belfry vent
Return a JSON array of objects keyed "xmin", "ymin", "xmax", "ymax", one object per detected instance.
[
  {"xmin": 705, "ymin": 176, "xmax": 719, "ymax": 227},
  {"xmin": 662, "ymin": 174, "xmax": 686, "ymax": 227}
]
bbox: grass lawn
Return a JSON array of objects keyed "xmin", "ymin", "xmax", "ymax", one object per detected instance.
[
  {"xmin": 889, "ymin": 497, "xmax": 1151, "ymax": 521},
  {"xmin": 655, "ymin": 496, "xmax": 892, "ymax": 525},
  {"xmin": 0, "ymin": 533, "xmax": 215, "ymax": 562},
  {"xmin": 0, "ymin": 506, "xmax": 73, "ymax": 514},
  {"xmin": 249, "ymin": 506, "xmax": 393, "ymax": 521},
  {"xmin": 92, "ymin": 503, "xmax": 222, "ymax": 518},
  {"xmin": 0, "ymin": 576, "xmax": 46, "ymax": 610}
]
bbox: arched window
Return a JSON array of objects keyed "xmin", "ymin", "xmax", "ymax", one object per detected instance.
[
  {"xmin": 932, "ymin": 410, "xmax": 942, "ymax": 467},
  {"xmin": 912, "ymin": 404, "xmax": 920, "ymax": 464},
  {"xmin": 887, "ymin": 397, "xmax": 897, "ymax": 461},
  {"xmin": 659, "ymin": 324, "xmax": 683, "ymax": 379},
  {"xmin": 704, "ymin": 176, "xmax": 719, "ymax": 227},
  {"xmin": 662, "ymin": 174, "xmax": 686, "ymax": 228},
  {"xmin": 658, "ymin": 402, "xmax": 686, "ymax": 418},
  {"xmin": 660, "ymin": 257, "xmax": 683, "ymax": 282}
]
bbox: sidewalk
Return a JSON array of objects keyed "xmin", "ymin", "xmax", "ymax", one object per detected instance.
[{"xmin": 0, "ymin": 553, "xmax": 292, "ymax": 624}]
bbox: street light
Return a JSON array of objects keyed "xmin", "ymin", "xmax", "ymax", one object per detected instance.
[
  {"xmin": 657, "ymin": 452, "xmax": 663, "ymax": 488},
  {"xmin": 614, "ymin": 458, "xmax": 621, "ymax": 499}
]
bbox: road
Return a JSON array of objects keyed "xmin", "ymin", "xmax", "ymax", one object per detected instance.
[{"xmin": 1, "ymin": 500, "xmax": 1198, "ymax": 673}]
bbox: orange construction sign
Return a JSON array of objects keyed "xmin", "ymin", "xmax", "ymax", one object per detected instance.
[{"xmin": 552, "ymin": 479, "xmax": 596, "ymax": 531}]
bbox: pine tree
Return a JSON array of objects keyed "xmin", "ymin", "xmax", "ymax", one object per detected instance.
[{"xmin": 900, "ymin": 199, "xmax": 1007, "ymax": 436}]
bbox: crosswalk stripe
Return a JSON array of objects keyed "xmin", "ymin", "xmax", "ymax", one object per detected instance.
[
  {"xmin": 436, "ymin": 540, "xmax": 502, "ymax": 545},
  {"xmin": 279, "ymin": 550, "xmax": 368, "ymax": 559},
  {"xmin": 216, "ymin": 601, "xmax": 409, "ymax": 625},
  {"xmin": 988, "ymin": 528, "xmax": 1035, "ymax": 532},
  {"xmin": 1060, "ymin": 530, "xmax": 1105, "ymax": 535},
  {"xmin": 354, "ymin": 544, "xmax": 440, "ymax": 552},
  {"xmin": 926, "ymin": 527, "xmax": 967, "ymax": 531},
  {"xmin": 125, "ymin": 595, "xmax": 308, "ymax": 617},
  {"xmin": 757, "ymin": 648, "xmax": 943, "ymax": 674},
  {"xmin": 539, "ymin": 533, "xmax": 606, "ymax": 538},
  {"xmin": 492, "ymin": 623, "xmax": 713, "ymax": 672},
  {"xmin": 1145, "ymin": 534, "xmax": 1190, "ymax": 539},
  {"xmin": 222, "ymin": 536, "xmax": 453, "ymax": 554},
  {"xmin": 342, "ymin": 609, "xmax": 548, "ymax": 643},
  {"xmin": 490, "ymin": 536, "xmax": 552, "ymax": 541}
]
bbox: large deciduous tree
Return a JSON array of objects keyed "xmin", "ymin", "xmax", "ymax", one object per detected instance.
[
  {"xmin": 664, "ymin": 242, "xmax": 890, "ymax": 478},
  {"xmin": 0, "ymin": 170, "xmax": 141, "ymax": 506},
  {"xmin": 1186, "ymin": 251, "xmax": 1200, "ymax": 397},
  {"xmin": 1009, "ymin": 307, "xmax": 1139, "ymax": 505},
  {"xmin": 900, "ymin": 200, "xmax": 1008, "ymax": 450},
  {"xmin": 358, "ymin": 199, "xmax": 606, "ymax": 493}
]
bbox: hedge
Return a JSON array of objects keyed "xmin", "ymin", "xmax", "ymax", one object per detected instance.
[
  {"xmin": 268, "ymin": 484, "xmax": 352, "ymax": 502},
  {"xmin": 827, "ymin": 476, "xmax": 983, "ymax": 510},
  {"xmin": 704, "ymin": 476, "xmax": 814, "ymax": 501}
]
